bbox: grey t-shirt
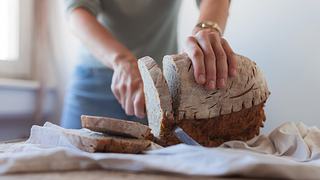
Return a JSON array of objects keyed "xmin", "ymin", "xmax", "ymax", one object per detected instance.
[{"xmin": 64, "ymin": 0, "xmax": 187, "ymax": 67}]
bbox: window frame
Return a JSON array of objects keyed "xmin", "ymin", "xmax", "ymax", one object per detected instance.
[{"xmin": 0, "ymin": 0, "xmax": 34, "ymax": 79}]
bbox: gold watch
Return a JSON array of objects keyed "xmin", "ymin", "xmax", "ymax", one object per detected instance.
[{"xmin": 196, "ymin": 21, "xmax": 222, "ymax": 36}]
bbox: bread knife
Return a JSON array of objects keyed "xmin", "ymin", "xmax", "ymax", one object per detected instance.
[{"xmin": 173, "ymin": 126, "xmax": 202, "ymax": 146}]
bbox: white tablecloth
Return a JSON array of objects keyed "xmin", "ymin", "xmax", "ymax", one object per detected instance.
[{"xmin": 0, "ymin": 122, "xmax": 319, "ymax": 179}]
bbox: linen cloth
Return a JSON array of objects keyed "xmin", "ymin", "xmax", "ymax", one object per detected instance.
[{"xmin": 0, "ymin": 122, "xmax": 320, "ymax": 179}]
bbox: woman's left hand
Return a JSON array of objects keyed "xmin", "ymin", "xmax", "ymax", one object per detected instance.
[{"xmin": 184, "ymin": 29, "xmax": 237, "ymax": 90}]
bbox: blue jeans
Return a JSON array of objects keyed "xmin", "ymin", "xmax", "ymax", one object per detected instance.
[{"xmin": 61, "ymin": 64, "xmax": 147, "ymax": 129}]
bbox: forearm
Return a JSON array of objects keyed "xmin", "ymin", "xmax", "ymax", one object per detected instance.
[
  {"xmin": 196, "ymin": 0, "xmax": 230, "ymax": 34},
  {"xmin": 68, "ymin": 8, "xmax": 134, "ymax": 69}
]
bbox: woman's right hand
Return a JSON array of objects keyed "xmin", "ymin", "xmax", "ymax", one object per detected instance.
[
  {"xmin": 111, "ymin": 54, "xmax": 146, "ymax": 118},
  {"xmin": 68, "ymin": 8, "xmax": 146, "ymax": 118}
]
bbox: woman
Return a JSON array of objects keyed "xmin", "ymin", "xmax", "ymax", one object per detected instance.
[{"xmin": 61, "ymin": 0, "xmax": 237, "ymax": 128}]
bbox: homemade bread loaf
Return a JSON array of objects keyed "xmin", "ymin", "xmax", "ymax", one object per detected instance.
[
  {"xmin": 81, "ymin": 115, "xmax": 154, "ymax": 140},
  {"xmin": 138, "ymin": 53, "xmax": 270, "ymax": 147}
]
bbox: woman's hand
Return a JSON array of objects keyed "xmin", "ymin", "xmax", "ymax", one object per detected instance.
[
  {"xmin": 184, "ymin": 29, "xmax": 237, "ymax": 90},
  {"xmin": 111, "ymin": 54, "xmax": 145, "ymax": 118},
  {"xmin": 68, "ymin": 8, "xmax": 145, "ymax": 118}
]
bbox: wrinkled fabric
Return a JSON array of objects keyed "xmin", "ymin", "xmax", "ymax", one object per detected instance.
[
  {"xmin": 0, "ymin": 122, "xmax": 320, "ymax": 179},
  {"xmin": 222, "ymin": 122, "xmax": 320, "ymax": 162}
]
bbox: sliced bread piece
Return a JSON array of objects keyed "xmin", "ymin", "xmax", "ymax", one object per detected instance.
[
  {"xmin": 137, "ymin": 56, "xmax": 174, "ymax": 144},
  {"xmin": 81, "ymin": 115, "xmax": 153, "ymax": 140},
  {"xmin": 29, "ymin": 123, "xmax": 152, "ymax": 154},
  {"xmin": 64, "ymin": 129, "xmax": 152, "ymax": 153}
]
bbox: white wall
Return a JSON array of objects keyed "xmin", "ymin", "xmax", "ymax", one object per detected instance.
[
  {"xmin": 31, "ymin": 0, "xmax": 80, "ymax": 125},
  {"xmin": 178, "ymin": 0, "xmax": 320, "ymax": 133},
  {"xmin": 55, "ymin": 0, "xmax": 320, "ymax": 133}
]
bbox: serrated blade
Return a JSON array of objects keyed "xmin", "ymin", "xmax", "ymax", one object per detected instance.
[{"xmin": 173, "ymin": 126, "xmax": 202, "ymax": 146}]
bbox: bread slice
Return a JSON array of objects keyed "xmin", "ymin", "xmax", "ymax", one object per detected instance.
[
  {"xmin": 81, "ymin": 115, "xmax": 153, "ymax": 140},
  {"xmin": 137, "ymin": 56, "xmax": 174, "ymax": 145},
  {"xmin": 29, "ymin": 123, "xmax": 152, "ymax": 154},
  {"xmin": 64, "ymin": 129, "xmax": 152, "ymax": 153},
  {"xmin": 138, "ymin": 53, "xmax": 270, "ymax": 147}
]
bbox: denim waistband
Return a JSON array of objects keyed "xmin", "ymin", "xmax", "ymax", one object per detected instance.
[{"xmin": 73, "ymin": 65, "xmax": 114, "ymax": 79}]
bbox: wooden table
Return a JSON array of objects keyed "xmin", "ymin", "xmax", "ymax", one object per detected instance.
[{"xmin": 0, "ymin": 141, "xmax": 258, "ymax": 180}]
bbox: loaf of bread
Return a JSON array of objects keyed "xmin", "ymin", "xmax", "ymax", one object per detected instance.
[{"xmin": 138, "ymin": 53, "xmax": 270, "ymax": 147}]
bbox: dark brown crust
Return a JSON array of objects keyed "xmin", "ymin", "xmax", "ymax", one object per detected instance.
[
  {"xmin": 81, "ymin": 115, "xmax": 154, "ymax": 140},
  {"xmin": 93, "ymin": 138, "xmax": 152, "ymax": 154},
  {"xmin": 64, "ymin": 129, "xmax": 152, "ymax": 154},
  {"xmin": 159, "ymin": 102, "xmax": 266, "ymax": 147}
]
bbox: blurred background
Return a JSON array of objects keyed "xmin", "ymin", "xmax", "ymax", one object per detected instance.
[{"xmin": 0, "ymin": 0, "xmax": 319, "ymax": 141}]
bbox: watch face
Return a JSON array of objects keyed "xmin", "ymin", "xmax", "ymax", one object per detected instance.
[
  {"xmin": 198, "ymin": 22, "xmax": 214, "ymax": 28},
  {"xmin": 197, "ymin": 22, "xmax": 208, "ymax": 28}
]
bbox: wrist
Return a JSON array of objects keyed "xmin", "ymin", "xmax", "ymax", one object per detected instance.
[
  {"xmin": 193, "ymin": 21, "xmax": 223, "ymax": 36},
  {"xmin": 112, "ymin": 52, "xmax": 137, "ymax": 70}
]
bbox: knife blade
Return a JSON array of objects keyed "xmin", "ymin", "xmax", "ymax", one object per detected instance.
[{"xmin": 173, "ymin": 126, "xmax": 202, "ymax": 146}]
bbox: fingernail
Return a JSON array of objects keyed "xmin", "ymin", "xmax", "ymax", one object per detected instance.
[
  {"xmin": 139, "ymin": 113, "xmax": 145, "ymax": 118},
  {"xmin": 198, "ymin": 74, "xmax": 206, "ymax": 84},
  {"xmin": 218, "ymin": 78, "xmax": 226, "ymax": 88},
  {"xmin": 231, "ymin": 69, "xmax": 237, "ymax": 76},
  {"xmin": 208, "ymin": 80, "xmax": 216, "ymax": 89}
]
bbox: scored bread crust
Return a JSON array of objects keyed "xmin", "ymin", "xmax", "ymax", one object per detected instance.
[
  {"xmin": 138, "ymin": 57, "xmax": 174, "ymax": 140},
  {"xmin": 81, "ymin": 115, "xmax": 154, "ymax": 140},
  {"xmin": 138, "ymin": 54, "xmax": 270, "ymax": 147},
  {"xmin": 163, "ymin": 53, "xmax": 270, "ymax": 120}
]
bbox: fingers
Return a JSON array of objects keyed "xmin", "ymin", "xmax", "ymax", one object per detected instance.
[
  {"xmin": 125, "ymin": 88, "xmax": 134, "ymax": 116},
  {"xmin": 111, "ymin": 75, "xmax": 121, "ymax": 103},
  {"xmin": 185, "ymin": 36, "xmax": 206, "ymax": 84},
  {"xmin": 111, "ymin": 70, "xmax": 145, "ymax": 118},
  {"xmin": 124, "ymin": 81, "xmax": 145, "ymax": 118},
  {"xmin": 184, "ymin": 29, "xmax": 237, "ymax": 90},
  {"xmin": 195, "ymin": 30, "xmax": 217, "ymax": 89},
  {"xmin": 209, "ymin": 32, "xmax": 228, "ymax": 89},
  {"xmin": 133, "ymin": 84, "xmax": 145, "ymax": 118},
  {"xmin": 111, "ymin": 70, "xmax": 134, "ymax": 116},
  {"xmin": 221, "ymin": 38, "xmax": 237, "ymax": 77},
  {"xmin": 118, "ymin": 81, "xmax": 127, "ymax": 110}
]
